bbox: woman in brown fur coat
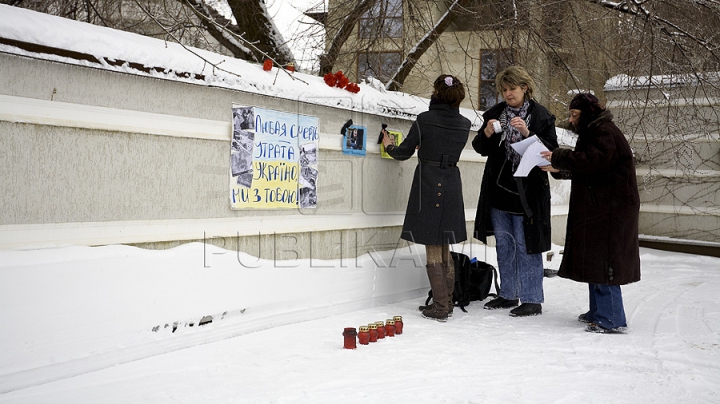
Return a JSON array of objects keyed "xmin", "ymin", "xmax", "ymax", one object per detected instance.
[{"xmin": 541, "ymin": 93, "xmax": 640, "ymax": 334}]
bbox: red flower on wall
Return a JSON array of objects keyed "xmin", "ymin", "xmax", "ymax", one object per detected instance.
[
  {"xmin": 323, "ymin": 71, "xmax": 360, "ymax": 93},
  {"xmin": 346, "ymin": 83, "xmax": 360, "ymax": 93},
  {"xmin": 334, "ymin": 71, "xmax": 348, "ymax": 88},
  {"xmin": 323, "ymin": 72, "xmax": 337, "ymax": 87}
]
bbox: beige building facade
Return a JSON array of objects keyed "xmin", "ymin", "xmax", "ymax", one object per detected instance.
[{"xmin": 325, "ymin": 0, "xmax": 613, "ymax": 116}]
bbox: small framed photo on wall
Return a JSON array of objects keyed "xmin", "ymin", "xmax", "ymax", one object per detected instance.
[{"xmin": 342, "ymin": 125, "xmax": 366, "ymax": 156}]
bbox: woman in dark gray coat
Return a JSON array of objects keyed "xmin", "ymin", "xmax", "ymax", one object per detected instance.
[
  {"xmin": 383, "ymin": 74, "xmax": 471, "ymax": 322},
  {"xmin": 541, "ymin": 93, "xmax": 640, "ymax": 334}
]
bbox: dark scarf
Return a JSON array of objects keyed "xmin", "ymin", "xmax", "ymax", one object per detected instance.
[{"xmin": 503, "ymin": 100, "xmax": 530, "ymax": 170}]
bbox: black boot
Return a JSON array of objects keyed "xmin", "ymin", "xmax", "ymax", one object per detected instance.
[
  {"xmin": 421, "ymin": 263, "xmax": 449, "ymax": 322},
  {"xmin": 483, "ymin": 296, "xmax": 519, "ymax": 310},
  {"xmin": 509, "ymin": 303, "xmax": 542, "ymax": 317}
]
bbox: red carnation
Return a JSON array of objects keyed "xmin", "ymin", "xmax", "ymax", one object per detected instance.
[
  {"xmin": 263, "ymin": 59, "xmax": 272, "ymax": 71},
  {"xmin": 333, "ymin": 71, "xmax": 347, "ymax": 87},
  {"xmin": 346, "ymin": 83, "xmax": 360, "ymax": 93},
  {"xmin": 324, "ymin": 71, "xmax": 359, "ymax": 92},
  {"xmin": 323, "ymin": 72, "xmax": 336, "ymax": 87}
]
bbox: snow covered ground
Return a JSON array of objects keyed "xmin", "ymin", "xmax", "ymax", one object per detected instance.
[
  {"xmin": 0, "ymin": 6, "xmax": 719, "ymax": 402},
  {"xmin": 0, "ymin": 243, "xmax": 718, "ymax": 403}
]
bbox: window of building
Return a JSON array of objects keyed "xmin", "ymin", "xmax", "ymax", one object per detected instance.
[
  {"xmin": 358, "ymin": 0, "xmax": 403, "ymax": 39},
  {"xmin": 479, "ymin": 49, "xmax": 512, "ymax": 110},
  {"xmin": 357, "ymin": 51, "xmax": 402, "ymax": 83}
]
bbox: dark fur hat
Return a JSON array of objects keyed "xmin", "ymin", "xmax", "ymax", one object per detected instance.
[
  {"xmin": 569, "ymin": 93, "xmax": 604, "ymax": 115},
  {"xmin": 570, "ymin": 93, "xmax": 606, "ymax": 133}
]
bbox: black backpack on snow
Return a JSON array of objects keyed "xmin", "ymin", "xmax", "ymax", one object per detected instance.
[{"xmin": 425, "ymin": 252, "xmax": 499, "ymax": 313}]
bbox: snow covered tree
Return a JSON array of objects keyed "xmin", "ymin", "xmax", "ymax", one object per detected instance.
[{"xmin": 5, "ymin": 0, "xmax": 295, "ymax": 66}]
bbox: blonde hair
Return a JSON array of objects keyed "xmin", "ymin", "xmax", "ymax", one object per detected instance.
[{"xmin": 495, "ymin": 66, "xmax": 535, "ymax": 100}]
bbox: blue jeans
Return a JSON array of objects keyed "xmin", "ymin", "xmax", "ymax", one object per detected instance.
[
  {"xmin": 585, "ymin": 284, "xmax": 627, "ymax": 329},
  {"xmin": 490, "ymin": 208, "xmax": 544, "ymax": 303}
]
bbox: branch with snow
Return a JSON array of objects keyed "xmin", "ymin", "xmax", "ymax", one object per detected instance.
[{"xmin": 591, "ymin": 0, "xmax": 720, "ymax": 59}]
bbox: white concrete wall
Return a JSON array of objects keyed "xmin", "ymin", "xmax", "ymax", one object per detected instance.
[
  {"xmin": 605, "ymin": 79, "xmax": 720, "ymax": 243},
  {"xmin": 0, "ymin": 52, "xmax": 571, "ymax": 256}
]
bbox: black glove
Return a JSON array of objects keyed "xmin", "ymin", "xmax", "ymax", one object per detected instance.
[
  {"xmin": 340, "ymin": 119, "xmax": 353, "ymax": 136},
  {"xmin": 377, "ymin": 123, "xmax": 388, "ymax": 144}
]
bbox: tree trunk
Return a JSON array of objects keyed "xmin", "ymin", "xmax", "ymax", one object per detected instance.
[
  {"xmin": 225, "ymin": 0, "xmax": 295, "ymax": 64},
  {"xmin": 386, "ymin": 0, "xmax": 472, "ymax": 91},
  {"xmin": 319, "ymin": 0, "xmax": 377, "ymax": 75},
  {"xmin": 179, "ymin": 0, "xmax": 255, "ymax": 61}
]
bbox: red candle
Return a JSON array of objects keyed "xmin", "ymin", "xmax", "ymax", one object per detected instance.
[
  {"xmin": 262, "ymin": 59, "xmax": 273, "ymax": 71},
  {"xmin": 358, "ymin": 326, "xmax": 370, "ymax": 345},
  {"xmin": 343, "ymin": 327, "xmax": 357, "ymax": 349},
  {"xmin": 393, "ymin": 316, "xmax": 403, "ymax": 334},
  {"xmin": 286, "ymin": 62, "xmax": 295, "ymax": 72},
  {"xmin": 368, "ymin": 323, "xmax": 378, "ymax": 342},
  {"xmin": 385, "ymin": 319, "xmax": 396, "ymax": 337},
  {"xmin": 376, "ymin": 321, "xmax": 386, "ymax": 339}
]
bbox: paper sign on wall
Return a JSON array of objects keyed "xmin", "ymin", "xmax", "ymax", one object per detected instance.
[{"xmin": 230, "ymin": 106, "xmax": 319, "ymax": 209}]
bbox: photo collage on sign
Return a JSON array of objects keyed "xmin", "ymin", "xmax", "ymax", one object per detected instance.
[
  {"xmin": 230, "ymin": 106, "xmax": 319, "ymax": 209},
  {"xmin": 231, "ymin": 107, "xmax": 255, "ymax": 188}
]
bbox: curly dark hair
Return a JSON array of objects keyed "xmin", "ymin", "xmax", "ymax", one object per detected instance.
[{"xmin": 433, "ymin": 74, "xmax": 466, "ymax": 107}]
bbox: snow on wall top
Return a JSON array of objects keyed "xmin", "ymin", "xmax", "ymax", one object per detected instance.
[
  {"xmin": 604, "ymin": 72, "xmax": 720, "ymax": 91},
  {"xmin": 0, "ymin": 5, "xmax": 483, "ymax": 129}
]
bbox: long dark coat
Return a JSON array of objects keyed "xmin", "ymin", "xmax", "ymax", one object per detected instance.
[
  {"xmin": 472, "ymin": 100, "xmax": 558, "ymax": 254},
  {"xmin": 550, "ymin": 110, "xmax": 641, "ymax": 285},
  {"xmin": 386, "ymin": 103, "xmax": 471, "ymax": 245}
]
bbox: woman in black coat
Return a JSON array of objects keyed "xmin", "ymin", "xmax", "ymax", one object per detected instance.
[
  {"xmin": 383, "ymin": 74, "xmax": 471, "ymax": 322},
  {"xmin": 473, "ymin": 66, "xmax": 558, "ymax": 317},
  {"xmin": 541, "ymin": 93, "xmax": 640, "ymax": 333}
]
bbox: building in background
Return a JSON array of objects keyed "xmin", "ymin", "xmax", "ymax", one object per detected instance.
[{"xmin": 323, "ymin": 0, "xmax": 615, "ymax": 116}]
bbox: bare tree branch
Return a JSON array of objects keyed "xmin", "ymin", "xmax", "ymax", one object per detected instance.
[
  {"xmin": 226, "ymin": 0, "xmax": 294, "ymax": 65},
  {"xmin": 131, "ymin": 0, "xmax": 244, "ymax": 78},
  {"xmin": 319, "ymin": 0, "xmax": 377, "ymax": 75},
  {"xmin": 178, "ymin": 0, "xmax": 256, "ymax": 60},
  {"xmin": 592, "ymin": 0, "xmax": 720, "ymax": 59},
  {"xmin": 385, "ymin": 0, "xmax": 473, "ymax": 91}
]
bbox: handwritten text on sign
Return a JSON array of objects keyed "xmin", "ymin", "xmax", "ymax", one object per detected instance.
[{"xmin": 229, "ymin": 107, "xmax": 319, "ymax": 209}]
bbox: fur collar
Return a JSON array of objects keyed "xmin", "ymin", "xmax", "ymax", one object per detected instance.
[{"xmin": 588, "ymin": 110, "xmax": 614, "ymax": 129}]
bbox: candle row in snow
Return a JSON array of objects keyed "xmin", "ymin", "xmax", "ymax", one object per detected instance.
[{"xmin": 343, "ymin": 316, "xmax": 404, "ymax": 349}]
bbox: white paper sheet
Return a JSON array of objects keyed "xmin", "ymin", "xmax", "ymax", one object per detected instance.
[
  {"xmin": 511, "ymin": 135, "xmax": 551, "ymax": 177},
  {"xmin": 510, "ymin": 135, "xmax": 540, "ymax": 156}
]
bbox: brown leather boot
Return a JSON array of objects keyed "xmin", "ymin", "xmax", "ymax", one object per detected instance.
[
  {"xmin": 421, "ymin": 263, "xmax": 449, "ymax": 322},
  {"xmin": 446, "ymin": 262, "xmax": 455, "ymax": 318}
]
